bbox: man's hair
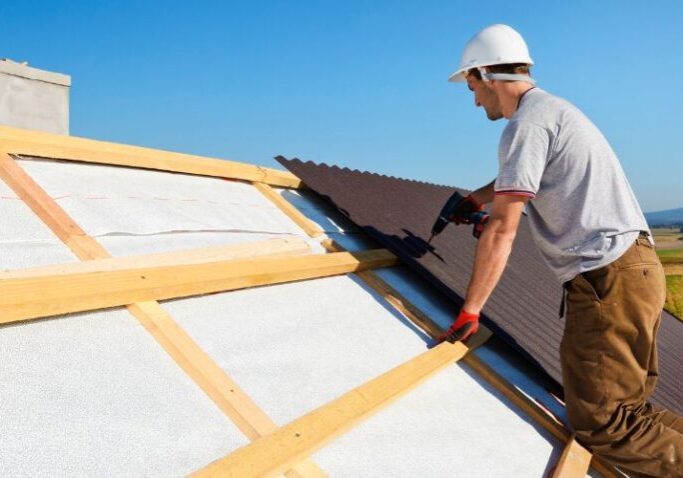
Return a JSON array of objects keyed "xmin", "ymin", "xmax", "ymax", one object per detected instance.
[{"xmin": 467, "ymin": 63, "xmax": 531, "ymax": 80}]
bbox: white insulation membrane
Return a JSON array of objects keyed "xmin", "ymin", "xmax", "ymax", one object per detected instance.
[
  {"xmin": 0, "ymin": 176, "xmax": 76, "ymax": 269},
  {"xmin": 16, "ymin": 158, "xmax": 324, "ymax": 255},
  {"xmin": 0, "ymin": 309, "xmax": 244, "ymax": 477},
  {"xmin": 276, "ymin": 188, "xmax": 376, "ymax": 251},
  {"xmin": 0, "ymin": 157, "xmax": 599, "ymax": 476}
]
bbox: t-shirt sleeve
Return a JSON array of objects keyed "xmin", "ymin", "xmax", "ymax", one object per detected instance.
[{"xmin": 494, "ymin": 121, "xmax": 550, "ymax": 199}]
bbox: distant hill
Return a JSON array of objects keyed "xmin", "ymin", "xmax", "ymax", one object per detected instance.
[{"xmin": 645, "ymin": 207, "xmax": 683, "ymax": 227}]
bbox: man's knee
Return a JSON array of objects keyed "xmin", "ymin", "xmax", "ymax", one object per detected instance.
[{"xmin": 569, "ymin": 401, "xmax": 635, "ymax": 449}]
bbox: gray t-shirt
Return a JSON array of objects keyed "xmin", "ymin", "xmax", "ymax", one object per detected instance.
[{"xmin": 495, "ymin": 88, "xmax": 649, "ymax": 283}]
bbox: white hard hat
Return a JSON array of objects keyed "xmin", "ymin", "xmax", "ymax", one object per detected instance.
[{"xmin": 448, "ymin": 24, "xmax": 534, "ymax": 83}]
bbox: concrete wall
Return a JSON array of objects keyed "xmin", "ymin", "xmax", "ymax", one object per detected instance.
[{"xmin": 0, "ymin": 59, "xmax": 70, "ymax": 134}]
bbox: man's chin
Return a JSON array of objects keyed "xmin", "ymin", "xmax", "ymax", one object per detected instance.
[{"xmin": 486, "ymin": 111, "xmax": 503, "ymax": 121}]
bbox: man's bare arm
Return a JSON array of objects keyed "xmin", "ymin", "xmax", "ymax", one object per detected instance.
[
  {"xmin": 469, "ymin": 180, "xmax": 496, "ymax": 205},
  {"xmin": 462, "ymin": 194, "xmax": 528, "ymax": 314}
]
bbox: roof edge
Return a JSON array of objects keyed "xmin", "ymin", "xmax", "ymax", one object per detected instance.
[{"xmin": 0, "ymin": 59, "xmax": 71, "ymax": 87}]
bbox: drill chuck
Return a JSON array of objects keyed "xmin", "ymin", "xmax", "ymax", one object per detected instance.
[{"xmin": 429, "ymin": 191, "xmax": 489, "ymax": 242}]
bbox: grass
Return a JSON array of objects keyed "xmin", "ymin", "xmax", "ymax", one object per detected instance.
[
  {"xmin": 653, "ymin": 229, "xmax": 683, "ymax": 319},
  {"xmin": 665, "ymin": 275, "xmax": 683, "ymax": 319},
  {"xmin": 657, "ymin": 249, "xmax": 683, "ymax": 264}
]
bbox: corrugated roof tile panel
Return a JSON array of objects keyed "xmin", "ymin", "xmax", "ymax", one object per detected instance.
[{"xmin": 278, "ymin": 157, "xmax": 683, "ymax": 415}]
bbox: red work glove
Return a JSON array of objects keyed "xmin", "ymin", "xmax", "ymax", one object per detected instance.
[
  {"xmin": 435, "ymin": 310, "xmax": 480, "ymax": 345},
  {"xmin": 450, "ymin": 194, "xmax": 484, "ymax": 225}
]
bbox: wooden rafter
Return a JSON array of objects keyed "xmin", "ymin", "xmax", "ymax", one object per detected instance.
[
  {"xmin": 0, "ymin": 152, "xmax": 325, "ymax": 478},
  {"xmin": 0, "ymin": 152, "xmax": 94, "ymax": 251},
  {"xmin": 192, "ymin": 330, "xmax": 492, "ymax": 478},
  {"xmin": 0, "ymin": 125, "xmax": 301, "ymax": 188},
  {"xmin": 255, "ymin": 180, "xmax": 618, "ymax": 477},
  {"xmin": 551, "ymin": 437, "xmax": 593, "ymax": 478},
  {"xmin": 253, "ymin": 182, "xmax": 323, "ymax": 237}
]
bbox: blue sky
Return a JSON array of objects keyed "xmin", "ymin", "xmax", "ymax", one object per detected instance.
[{"xmin": 3, "ymin": 1, "xmax": 682, "ymax": 211}]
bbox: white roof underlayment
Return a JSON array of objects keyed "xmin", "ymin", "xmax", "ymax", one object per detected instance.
[
  {"xmin": 0, "ymin": 309, "xmax": 244, "ymax": 476},
  {"xmin": 0, "ymin": 174, "xmax": 76, "ymax": 269},
  {"xmin": 0, "ymin": 157, "xmax": 599, "ymax": 477}
]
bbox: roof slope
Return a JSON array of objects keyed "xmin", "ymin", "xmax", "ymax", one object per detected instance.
[
  {"xmin": 1, "ymin": 149, "xmax": 587, "ymax": 476},
  {"xmin": 277, "ymin": 157, "xmax": 683, "ymax": 415}
]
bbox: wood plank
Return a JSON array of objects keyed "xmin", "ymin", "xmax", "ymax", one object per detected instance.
[
  {"xmin": 0, "ymin": 152, "xmax": 325, "ymax": 478},
  {"xmin": 0, "ymin": 249, "xmax": 398, "ymax": 324},
  {"xmin": 2, "ymin": 237, "xmax": 310, "ymax": 278},
  {"xmin": 551, "ymin": 437, "xmax": 592, "ymax": 478},
  {"xmin": 321, "ymin": 238, "xmax": 347, "ymax": 253},
  {"xmin": 253, "ymin": 182, "xmax": 323, "ymax": 237},
  {"xmin": 191, "ymin": 329, "xmax": 492, "ymax": 478},
  {"xmin": 0, "ymin": 125, "xmax": 301, "ymax": 188}
]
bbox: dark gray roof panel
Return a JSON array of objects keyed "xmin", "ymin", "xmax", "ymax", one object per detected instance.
[{"xmin": 277, "ymin": 157, "xmax": 683, "ymax": 415}]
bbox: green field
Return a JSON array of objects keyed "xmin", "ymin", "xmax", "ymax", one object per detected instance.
[
  {"xmin": 657, "ymin": 248, "xmax": 683, "ymax": 264},
  {"xmin": 652, "ymin": 228, "xmax": 683, "ymax": 319},
  {"xmin": 653, "ymin": 228, "xmax": 683, "ymax": 319},
  {"xmin": 665, "ymin": 275, "xmax": 683, "ymax": 319}
]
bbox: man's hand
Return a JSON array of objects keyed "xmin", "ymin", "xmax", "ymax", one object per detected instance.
[
  {"xmin": 450, "ymin": 194, "xmax": 485, "ymax": 225},
  {"xmin": 435, "ymin": 309, "xmax": 480, "ymax": 345}
]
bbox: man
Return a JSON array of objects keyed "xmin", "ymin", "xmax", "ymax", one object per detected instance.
[{"xmin": 439, "ymin": 24, "xmax": 683, "ymax": 476}]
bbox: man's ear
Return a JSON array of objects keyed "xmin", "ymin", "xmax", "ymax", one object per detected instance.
[{"xmin": 488, "ymin": 78, "xmax": 503, "ymax": 91}]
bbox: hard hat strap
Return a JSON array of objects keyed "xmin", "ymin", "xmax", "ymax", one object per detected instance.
[{"xmin": 478, "ymin": 67, "xmax": 536, "ymax": 84}]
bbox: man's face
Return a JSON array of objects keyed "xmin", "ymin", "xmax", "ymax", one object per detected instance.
[{"xmin": 466, "ymin": 74, "xmax": 503, "ymax": 121}]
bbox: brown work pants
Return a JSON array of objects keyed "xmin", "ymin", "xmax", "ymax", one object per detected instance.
[{"xmin": 561, "ymin": 235, "xmax": 683, "ymax": 477}]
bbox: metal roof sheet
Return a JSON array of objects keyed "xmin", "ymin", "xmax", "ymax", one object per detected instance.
[{"xmin": 277, "ymin": 156, "xmax": 683, "ymax": 415}]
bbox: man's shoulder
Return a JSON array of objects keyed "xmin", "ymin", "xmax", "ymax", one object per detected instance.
[
  {"xmin": 514, "ymin": 88, "xmax": 581, "ymax": 126},
  {"xmin": 523, "ymin": 88, "xmax": 573, "ymax": 110}
]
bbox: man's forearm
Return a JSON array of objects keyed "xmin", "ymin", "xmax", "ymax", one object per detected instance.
[
  {"xmin": 462, "ymin": 218, "xmax": 516, "ymax": 314},
  {"xmin": 469, "ymin": 180, "xmax": 496, "ymax": 205}
]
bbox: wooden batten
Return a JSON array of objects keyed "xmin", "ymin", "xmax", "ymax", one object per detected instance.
[
  {"xmin": 0, "ymin": 249, "xmax": 398, "ymax": 323},
  {"xmin": 0, "ymin": 125, "xmax": 301, "ymax": 188},
  {"xmin": 192, "ymin": 329, "xmax": 492, "ymax": 478},
  {"xmin": 3, "ymin": 237, "xmax": 311, "ymax": 278}
]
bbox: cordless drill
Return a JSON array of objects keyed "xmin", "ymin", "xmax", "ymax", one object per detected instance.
[{"xmin": 428, "ymin": 191, "xmax": 489, "ymax": 242}]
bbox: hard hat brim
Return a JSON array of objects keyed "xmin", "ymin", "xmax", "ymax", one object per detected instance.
[{"xmin": 448, "ymin": 69, "xmax": 467, "ymax": 82}]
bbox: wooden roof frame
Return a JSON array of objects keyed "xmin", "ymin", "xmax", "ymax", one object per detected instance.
[
  {"xmin": 0, "ymin": 125, "xmax": 302, "ymax": 188},
  {"xmin": 0, "ymin": 129, "xmax": 616, "ymax": 477}
]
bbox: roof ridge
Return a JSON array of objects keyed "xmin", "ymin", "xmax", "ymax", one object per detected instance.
[{"xmin": 274, "ymin": 155, "xmax": 464, "ymax": 191}]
